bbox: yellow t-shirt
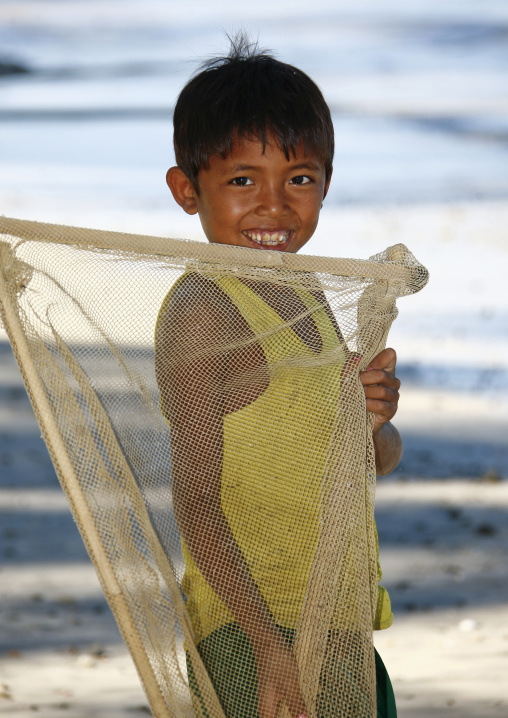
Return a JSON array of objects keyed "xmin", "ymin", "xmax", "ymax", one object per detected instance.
[{"xmin": 159, "ymin": 272, "xmax": 392, "ymax": 644}]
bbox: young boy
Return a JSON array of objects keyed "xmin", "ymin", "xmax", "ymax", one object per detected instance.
[{"xmin": 155, "ymin": 36, "xmax": 400, "ymax": 718}]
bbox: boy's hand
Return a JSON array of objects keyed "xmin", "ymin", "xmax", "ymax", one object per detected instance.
[
  {"xmin": 254, "ymin": 635, "xmax": 307, "ymax": 718},
  {"xmin": 359, "ymin": 347, "xmax": 403, "ymax": 475},
  {"xmin": 359, "ymin": 347, "xmax": 400, "ymax": 435}
]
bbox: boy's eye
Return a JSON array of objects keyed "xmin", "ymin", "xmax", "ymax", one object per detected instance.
[
  {"xmin": 230, "ymin": 177, "xmax": 253, "ymax": 186},
  {"xmin": 290, "ymin": 175, "xmax": 312, "ymax": 185}
]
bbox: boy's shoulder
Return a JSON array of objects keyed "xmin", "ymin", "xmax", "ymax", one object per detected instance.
[
  {"xmin": 156, "ymin": 270, "xmax": 244, "ymax": 348},
  {"xmin": 165, "ymin": 269, "xmax": 231, "ymax": 318}
]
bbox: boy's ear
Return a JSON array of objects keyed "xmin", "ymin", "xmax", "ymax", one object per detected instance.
[
  {"xmin": 323, "ymin": 167, "xmax": 333, "ymax": 201},
  {"xmin": 166, "ymin": 167, "xmax": 198, "ymax": 215}
]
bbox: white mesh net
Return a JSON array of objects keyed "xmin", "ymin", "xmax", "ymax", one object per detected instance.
[{"xmin": 0, "ymin": 217, "xmax": 427, "ymax": 718}]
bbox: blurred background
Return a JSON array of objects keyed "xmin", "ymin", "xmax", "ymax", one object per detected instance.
[{"xmin": 0, "ymin": 1, "xmax": 507, "ymax": 716}]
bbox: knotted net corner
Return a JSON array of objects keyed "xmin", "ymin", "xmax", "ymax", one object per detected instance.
[{"xmin": 0, "ymin": 217, "xmax": 427, "ymax": 718}]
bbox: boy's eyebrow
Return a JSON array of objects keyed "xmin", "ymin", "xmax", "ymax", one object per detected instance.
[
  {"xmin": 227, "ymin": 164, "xmax": 258, "ymax": 173},
  {"xmin": 227, "ymin": 161, "xmax": 321, "ymax": 173},
  {"xmin": 289, "ymin": 162, "xmax": 321, "ymax": 172}
]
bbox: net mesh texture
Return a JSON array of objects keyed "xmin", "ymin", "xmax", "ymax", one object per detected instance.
[{"xmin": 0, "ymin": 217, "xmax": 428, "ymax": 718}]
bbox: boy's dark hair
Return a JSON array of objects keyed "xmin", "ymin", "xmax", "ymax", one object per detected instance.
[{"xmin": 173, "ymin": 34, "xmax": 334, "ymax": 190}]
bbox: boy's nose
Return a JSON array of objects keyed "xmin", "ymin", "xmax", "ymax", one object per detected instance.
[{"xmin": 256, "ymin": 186, "xmax": 289, "ymax": 218}]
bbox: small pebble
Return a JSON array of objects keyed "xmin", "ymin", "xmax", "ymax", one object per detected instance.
[
  {"xmin": 76, "ymin": 654, "xmax": 96, "ymax": 668},
  {"xmin": 459, "ymin": 618, "xmax": 477, "ymax": 632},
  {"xmin": 443, "ymin": 565, "xmax": 461, "ymax": 576},
  {"xmin": 481, "ymin": 469, "xmax": 501, "ymax": 483},
  {"xmin": 0, "ymin": 682, "xmax": 11, "ymax": 699},
  {"xmin": 89, "ymin": 642, "xmax": 106, "ymax": 657},
  {"xmin": 476, "ymin": 523, "xmax": 497, "ymax": 537},
  {"xmin": 58, "ymin": 596, "xmax": 76, "ymax": 607},
  {"xmin": 56, "ymin": 689, "xmax": 73, "ymax": 697}
]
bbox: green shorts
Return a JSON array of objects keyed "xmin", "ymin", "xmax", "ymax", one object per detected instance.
[{"xmin": 187, "ymin": 623, "xmax": 397, "ymax": 718}]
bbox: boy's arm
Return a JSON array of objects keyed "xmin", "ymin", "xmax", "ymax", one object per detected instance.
[
  {"xmin": 155, "ymin": 277, "xmax": 307, "ymax": 718},
  {"xmin": 359, "ymin": 347, "xmax": 403, "ymax": 476}
]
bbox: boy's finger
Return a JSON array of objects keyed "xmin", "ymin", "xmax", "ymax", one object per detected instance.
[
  {"xmin": 366, "ymin": 347, "xmax": 397, "ymax": 373},
  {"xmin": 360, "ymin": 369, "xmax": 400, "ymax": 390},
  {"xmin": 364, "ymin": 384, "xmax": 399, "ymax": 401},
  {"xmin": 258, "ymin": 688, "xmax": 280, "ymax": 718},
  {"xmin": 366, "ymin": 396, "xmax": 398, "ymax": 418},
  {"xmin": 286, "ymin": 693, "xmax": 308, "ymax": 718}
]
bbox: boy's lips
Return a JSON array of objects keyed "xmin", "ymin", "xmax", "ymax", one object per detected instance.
[{"xmin": 242, "ymin": 229, "xmax": 292, "ymax": 246}]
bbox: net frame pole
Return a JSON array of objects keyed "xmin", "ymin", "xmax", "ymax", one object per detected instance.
[
  {"xmin": 0, "ymin": 261, "xmax": 173, "ymax": 718},
  {"xmin": 0, "ymin": 216, "xmax": 424, "ymax": 284},
  {"xmin": 46, "ymin": 323, "xmax": 226, "ymax": 718}
]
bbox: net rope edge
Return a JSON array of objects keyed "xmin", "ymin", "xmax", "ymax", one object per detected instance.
[{"xmin": 0, "ymin": 216, "xmax": 429, "ymax": 290}]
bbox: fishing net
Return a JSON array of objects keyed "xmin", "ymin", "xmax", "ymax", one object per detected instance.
[{"xmin": 0, "ymin": 217, "xmax": 427, "ymax": 718}]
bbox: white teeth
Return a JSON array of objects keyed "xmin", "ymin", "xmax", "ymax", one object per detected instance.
[{"xmin": 244, "ymin": 230, "xmax": 291, "ymax": 245}]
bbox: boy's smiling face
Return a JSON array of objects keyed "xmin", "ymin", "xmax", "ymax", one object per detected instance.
[{"xmin": 167, "ymin": 136, "xmax": 331, "ymax": 253}]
